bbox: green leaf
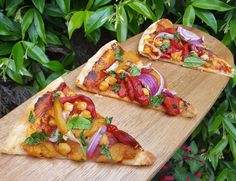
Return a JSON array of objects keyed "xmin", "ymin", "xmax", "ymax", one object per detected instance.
[
  {"xmin": 79, "ymin": 131, "xmax": 88, "ymax": 158},
  {"xmin": 112, "ymin": 83, "xmax": 120, "ymax": 92},
  {"xmin": 222, "ymin": 32, "xmax": 232, "ymax": 46},
  {"xmin": 68, "ymin": 11, "xmax": 84, "ymax": 39},
  {"xmin": 153, "ymin": 0, "xmax": 164, "ymax": 20},
  {"xmin": 115, "ymin": 47, "xmax": 123, "ymax": 61},
  {"xmin": 21, "ymin": 8, "xmax": 34, "ymax": 40},
  {"xmin": 45, "ymin": 72, "xmax": 64, "ymax": 85},
  {"xmin": 129, "ymin": 66, "xmax": 141, "ymax": 76},
  {"xmin": 0, "ymin": 12, "xmax": 16, "ymax": 31},
  {"xmin": 183, "ymin": 56, "xmax": 204, "ymax": 68},
  {"xmin": 19, "ymin": 67, "xmax": 32, "ymax": 77},
  {"xmin": 62, "ymin": 51, "xmax": 76, "ymax": 67},
  {"xmin": 186, "ymin": 160, "xmax": 202, "ymax": 174},
  {"xmin": 34, "ymin": 9, "xmax": 46, "ymax": 43},
  {"xmin": 43, "ymin": 61, "xmax": 64, "ymax": 72},
  {"xmin": 229, "ymin": 95, "xmax": 236, "ymax": 113},
  {"xmin": 12, "ymin": 42, "xmax": 24, "ymax": 72},
  {"xmin": 101, "ymin": 144, "xmax": 112, "ymax": 160},
  {"xmin": 209, "ymin": 137, "xmax": 228, "ymax": 156},
  {"xmin": 0, "ymin": 42, "xmax": 13, "ymax": 55},
  {"xmin": 45, "ymin": 3, "xmax": 64, "ymax": 17},
  {"xmin": 56, "ymin": 0, "xmax": 70, "ymax": 14},
  {"xmin": 195, "ymin": 9, "xmax": 217, "ymax": 33},
  {"xmin": 22, "ymin": 41, "xmax": 49, "ymax": 64},
  {"xmin": 105, "ymin": 117, "xmax": 113, "ymax": 124},
  {"xmin": 32, "ymin": 0, "xmax": 45, "ymax": 13},
  {"xmin": 24, "ymin": 131, "xmax": 47, "ymax": 145},
  {"xmin": 128, "ymin": 1, "xmax": 156, "ymax": 21},
  {"xmin": 174, "ymin": 167, "xmax": 189, "ymax": 181},
  {"xmin": 230, "ymin": 19, "xmax": 236, "ymax": 41},
  {"xmin": 92, "ymin": 0, "xmax": 111, "ymax": 10},
  {"xmin": 28, "ymin": 23, "xmax": 38, "ymax": 42},
  {"xmin": 116, "ymin": 6, "xmax": 128, "ymax": 42},
  {"xmin": 6, "ymin": 68, "xmax": 23, "ymax": 84},
  {"xmin": 208, "ymin": 154, "xmax": 219, "ymax": 170},
  {"xmin": 67, "ymin": 116, "xmax": 92, "ymax": 130},
  {"xmin": 209, "ymin": 115, "xmax": 223, "ymax": 133},
  {"xmin": 223, "ymin": 116, "xmax": 236, "ymax": 140},
  {"xmin": 46, "ymin": 32, "xmax": 62, "ymax": 45},
  {"xmin": 28, "ymin": 111, "xmax": 36, "ymax": 123},
  {"xmin": 190, "ymin": 141, "xmax": 198, "ymax": 154},
  {"xmin": 183, "ymin": 5, "xmax": 195, "ymax": 26},
  {"xmin": 85, "ymin": 6, "xmax": 114, "ymax": 34},
  {"xmin": 216, "ymin": 168, "xmax": 229, "ymax": 181},
  {"xmin": 228, "ymin": 135, "xmax": 236, "ymax": 160},
  {"xmin": 6, "ymin": 0, "xmax": 23, "ymax": 17},
  {"xmin": 160, "ymin": 42, "xmax": 170, "ymax": 51},
  {"xmin": 35, "ymin": 71, "xmax": 46, "ymax": 88},
  {"xmin": 86, "ymin": 28, "xmax": 101, "ymax": 44},
  {"xmin": 192, "ymin": 0, "xmax": 235, "ymax": 12},
  {"xmin": 150, "ymin": 95, "xmax": 164, "ymax": 107},
  {"xmin": 86, "ymin": 0, "xmax": 94, "ymax": 10}
]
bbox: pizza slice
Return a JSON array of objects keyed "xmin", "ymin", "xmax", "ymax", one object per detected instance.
[
  {"xmin": 75, "ymin": 40, "xmax": 197, "ymax": 118},
  {"xmin": 138, "ymin": 19, "xmax": 235, "ymax": 77},
  {"xmin": 0, "ymin": 78, "xmax": 155, "ymax": 166}
]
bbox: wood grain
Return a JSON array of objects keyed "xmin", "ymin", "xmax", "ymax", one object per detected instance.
[{"xmin": 0, "ymin": 28, "xmax": 234, "ymax": 181}]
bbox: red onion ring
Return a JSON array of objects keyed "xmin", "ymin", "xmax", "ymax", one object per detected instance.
[
  {"xmin": 138, "ymin": 73, "xmax": 159, "ymax": 96},
  {"xmin": 151, "ymin": 67, "xmax": 166, "ymax": 95},
  {"xmin": 155, "ymin": 32, "xmax": 174, "ymax": 40}
]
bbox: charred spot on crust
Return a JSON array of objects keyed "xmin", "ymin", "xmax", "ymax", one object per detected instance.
[
  {"xmin": 92, "ymin": 49, "xmax": 115, "ymax": 71},
  {"xmin": 84, "ymin": 70, "xmax": 108, "ymax": 90},
  {"xmin": 34, "ymin": 93, "xmax": 53, "ymax": 119},
  {"xmin": 172, "ymin": 104, "xmax": 177, "ymax": 109}
]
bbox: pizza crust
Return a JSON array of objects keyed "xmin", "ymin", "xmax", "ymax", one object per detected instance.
[{"xmin": 0, "ymin": 77, "xmax": 65, "ymax": 155}]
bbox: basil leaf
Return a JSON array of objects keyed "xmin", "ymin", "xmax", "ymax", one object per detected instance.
[
  {"xmin": 115, "ymin": 47, "xmax": 123, "ymax": 62},
  {"xmin": 183, "ymin": 56, "xmax": 204, "ymax": 68},
  {"xmin": 160, "ymin": 42, "xmax": 170, "ymax": 51},
  {"xmin": 112, "ymin": 83, "xmax": 120, "ymax": 92},
  {"xmin": 105, "ymin": 117, "xmax": 113, "ymax": 124},
  {"xmin": 129, "ymin": 66, "xmax": 141, "ymax": 76},
  {"xmin": 150, "ymin": 95, "xmax": 164, "ymax": 107},
  {"xmin": 25, "ymin": 131, "xmax": 47, "ymax": 145},
  {"xmin": 119, "ymin": 73, "xmax": 126, "ymax": 80},
  {"xmin": 109, "ymin": 70, "xmax": 116, "ymax": 77},
  {"xmin": 101, "ymin": 144, "xmax": 112, "ymax": 160},
  {"xmin": 28, "ymin": 111, "xmax": 36, "ymax": 123},
  {"xmin": 67, "ymin": 116, "xmax": 92, "ymax": 130}
]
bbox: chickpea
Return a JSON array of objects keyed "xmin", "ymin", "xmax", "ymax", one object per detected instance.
[
  {"xmin": 105, "ymin": 76, "xmax": 117, "ymax": 85},
  {"xmin": 79, "ymin": 110, "xmax": 91, "ymax": 118},
  {"xmin": 48, "ymin": 118, "xmax": 57, "ymax": 126},
  {"xmin": 76, "ymin": 101, "xmax": 87, "ymax": 111},
  {"xmin": 99, "ymin": 81, "xmax": 109, "ymax": 91},
  {"xmin": 63, "ymin": 102, "xmax": 74, "ymax": 112},
  {"xmin": 142, "ymin": 88, "xmax": 150, "ymax": 96},
  {"xmin": 58, "ymin": 143, "xmax": 71, "ymax": 156}
]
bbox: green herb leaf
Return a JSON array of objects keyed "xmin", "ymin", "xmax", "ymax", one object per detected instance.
[
  {"xmin": 183, "ymin": 5, "xmax": 195, "ymax": 26},
  {"xmin": 28, "ymin": 111, "xmax": 36, "ymax": 123},
  {"xmin": 105, "ymin": 117, "xmax": 113, "ymax": 124},
  {"xmin": 160, "ymin": 42, "xmax": 170, "ymax": 51},
  {"xmin": 115, "ymin": 47, "xmax": 123, "ymax": 62},
  {"xmin": 109, "ymin": 70, "xmax": 116, "ymax": 77},
  {"xmin": 129, "ymin": 66, "xmax": 141, "ymax": 76},
  {"xmin": 34, "ymin": 9, "xmax": 46, "ymax": 43},
  {"xmin": 119, "ymin": 73, "xmax": 126, "ymax": 80},
  {"xmin": 68, "ymin": 11, "xmax": 84, "ymax": 39},
  {"xmin": 150, "ymin": 95, "xmax": 164, "ymax": 107},
  {"xmin": 32, "ymin": 0, "xmax": 45, "ymax": 14},
  {"xmin": 183, "ymin": 56, "xmax": 204, "ymax": 68},
  {"xmin": 112, "ymin": 83, "xmax": 120, "ymax": 92},
  {"xmin": 21, "ymin": 8, "xmax": 34, "ymax": 40},
  {"xmin": 56, "ymin": 0, "xmax": 70, "ymax": 14},
  {"xmin": 116, "ymin": 5, "xmax": 128, "ymax": 42},
  {"xmin": 79, "ymin": 131, "xmax": 88, "ymax": 158},
  {"xmin": 24, "ymin": 131, "xmax": 47, "ymax": 145},
  {"xmin": 174, "ymin": 32, "xmax": 181, "ymax": 41},
  {"xmin": 67, "ymin": 116, "xmax": 92, "ymax": 130},
  {"xmin": 12, "ymin": 42, "xmax": 24, "ymax": 72},
  {"xmin": 101, "ymin": 144, "xmax": 112, "ymax": 160}
]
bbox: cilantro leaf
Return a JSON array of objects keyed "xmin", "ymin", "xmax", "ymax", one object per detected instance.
[
  {"xmin": 150, "ymin": 95, "xmax": 164, "ymax": 107},
  {"xmin": 66, "ymin": 116, "xmax": 92, "ymax": 130},
  {"xmin": 129, "ymin": 66, "xmax": 141, "ymax": 76},
  {"xmin": 119, "ymin": 73, "xmax": 126, "ymax": 80},
  {"xmin": 28, "ymin": 111, "xmax": 36, "ymax": 123},
  {"xmin": 160, "ymin": 42, "xmax": 170, "ymax": 51},
  {"xmin": 25, "ymin": 131, "xmax": 47, "ymax": 145},
  {"xmin": 79, "ymin": 131, "xmax": 87, "ymax": 158},
  {"xmin": 115, "ymin": 48, "xmax": 123, "ymax": 62},
  {"xmin": 183, "ymin": 57, "xmax": 204, "ymax": 68},
  {"xmin": 174, "ymin": 32, "xmax": 181, "ymax": 41},
  {"xmin": 109, "ymin": 71, "xmax": 116, "ymax": 78},
  {"xmin": 105, "ymin": 117, "xmax": 113, "ymax": 124},
  {"xmin": 101, "ymin": 144, "xmax": 112, "ymax": 160},
  {"xmin": 112, "ymin": 83, "xmax": 120, "ymax": 92}
]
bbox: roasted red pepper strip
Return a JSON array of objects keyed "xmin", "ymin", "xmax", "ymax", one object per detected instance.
[
  {"xmin": 163, "ymin": 96, "xmax": 181, "ymax": 116},
  {"xmin": 59, "ymin": 95, "xmax": 97, "ymax": 118},
  {"xmin": 106, "ymin": 124, "xmax": 143, "ymax": 150},
  {"xmin": 129, "ymin": 76, "xmax": 150, "ymax": 106},
  {"xmin": 183, "ymin": 43, "xmax": 189, "ymax": 58},
  {"xmin": 160, "ymin": 53, "xmax": 171, "ymax": 59},
  {"xmin": 170, "ymin": 39, "xmax": 183, "ymax": 51},
  {"xmin": 125, "ymin": 76, "xmax": 135, "ymax": 101},
  {"xmin": 118, "ymin": 81, "xmax": 127, "ymax": 98},
  {"xmin": 141, "ymin": 68, "xmax": 152, "ymax": 74}
]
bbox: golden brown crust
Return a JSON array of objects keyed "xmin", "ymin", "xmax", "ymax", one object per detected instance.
[{"xmin": 122, "ymin": 151, "xmax": 156, "ymax": 166}]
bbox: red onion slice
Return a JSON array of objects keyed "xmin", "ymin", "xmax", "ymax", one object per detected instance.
[
  {"xmin": 137, "ymin": 73, "xmax": 159, "ymax": 96},
  {"xmin": 49, "ymin": 129, "xmax": 60, "ymax": 142},
  {"xmin": 87, "ymin": 125, "xmax": 107, "ymax": 158},
  {"xmin": 163, "ymin": 88, "xmax": 176, "ymax": 97},
  {"xmin": 151, "ymin": 67, "xmax": 166, "ymax": 95},
  {"xmin": 155, "ymin": 32, "xmax": 174, "ymax": 40},
  {"xmin": 145, "ymin": 42, "xmax": 162, "ymax": 59}
]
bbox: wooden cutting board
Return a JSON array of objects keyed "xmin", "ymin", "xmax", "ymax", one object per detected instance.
[{"xmin": 0, "ymin": 28, "xmax": 234, "ymax": 181}]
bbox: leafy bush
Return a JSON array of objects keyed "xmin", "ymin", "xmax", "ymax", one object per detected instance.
[{"xmin": 0, "ymin": 0, "xmax": 236, "ymax": 180}]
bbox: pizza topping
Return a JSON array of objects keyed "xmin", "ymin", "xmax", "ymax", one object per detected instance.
[
  {"xmin": 49, "ymin": 129, "xmax": 62, "ymax": 143},
  {"xmin": 54, "ymin": 99, "xmax": 68, "ymax": 135},
  {"xmin": 183, "ymin": 56, "xmax": 204, "ymax": 68},
  {"xmin": 163, "ymin": 96, "xmax": 181, "ymax": 116},
  {"xmin": 105, "ymin": 117, "xmax": 113, "ymax": 124},
  {"xmin": 25, "ymin": 131, "xmax": 47, "ymax": 145},
  {"xmin": 152, "ymin": 68, "xmax": 166, "ymax": 95},
  {"xmin": 106, "ymin": 61, "xmax": 119, "ymax": 72},
  {"xmin": 129, "ymin": 66, "xmax": 141, "ymax": 76},
  {"xmin": 112, "ymin": 83, "xmax": 120, "ymax": 92},
  {"xmin": 87, "ymin": 125, "xmax": 106, "ymax": 158},
  {"xmin": 155, "ymin": 32, "xmax": 174, "ymax": 40},
  {"xmin": 115, "ymin": 47, "xmax": 123, "ymax": 62},
  {"xmin": 100, "ymin": 144, "xmax": 112, "ymax": 160},
  {"xmin": 137, "ymin": 73, "xmax": 158, "ymax": 96},
  {"xmin": 99, "ymin": 81, "xmax": 109, "ymax": 91},
  {"xmin": 105, "ymin": 76, "xmax": 117, "ymax": 85},
  {"xmin": 117, "ymin": 81, "xmax": 127, "ymax": 98},
  {"xmin": 67, "ymin": 116, "xmax": 92, "ymax": 130},
  {"xmin": 28, "ymin": 111, "xmax": 36, "ymax": 123},
  {"xmin": 150, "ymin": 95, "xmax": 164, "ymax": 107}
]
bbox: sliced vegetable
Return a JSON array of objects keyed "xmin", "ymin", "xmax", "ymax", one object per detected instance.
[
  {"xmin": 183, "ymin": 56, "xmax": 204, "ymax": 68},
  {"xmin": 138, "ymin": 73, "xmax": 159, "ymax": 96},
  {"xmin": 152, "ymin": 68, "xmax": 166, "ymax": 95},
  {"xmin": 87, "ymin": 125, "xmax": 107, "ymax": 158},
  {"xmin": 49, "ymin": 129, "xmax": 60, "ymax": 142},
  {"xmin": 54, "ymin": 99, "xmax": 68, "ymax": 135},
  {"xmin": 150, "ymin": 95, "xmax": 164, "ymax": 107},
  {"xmin": 106, "ymin": 61, "xmax": 119, "ymax": 72},
  {"xmin": 155, "ymin": 32, "xmax": 174, "ymax": 40},
  {"xmin": 101, "ymin": 144, "xmax": 112, "ymax": 160},
  {"xmin": 163, "ymin": 96, "xmax": 181, "ymax": 116}
]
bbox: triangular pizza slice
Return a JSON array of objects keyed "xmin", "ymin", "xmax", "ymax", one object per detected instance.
[
  {"xmin": 0, "ymin": 78, "xmax": 155, "ymax": 166},
  {"xmin": 138, "ymin": 19, "xmax": 235, "ymax": 77},
  {"xmin": 76, "ymin": 40, "xmax": 196, "ymax": 118}
]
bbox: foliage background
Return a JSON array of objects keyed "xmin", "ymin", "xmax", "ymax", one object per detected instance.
[{"xmin": 0, "ymin": 0, "xmax": 236, "ymax": 180}]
